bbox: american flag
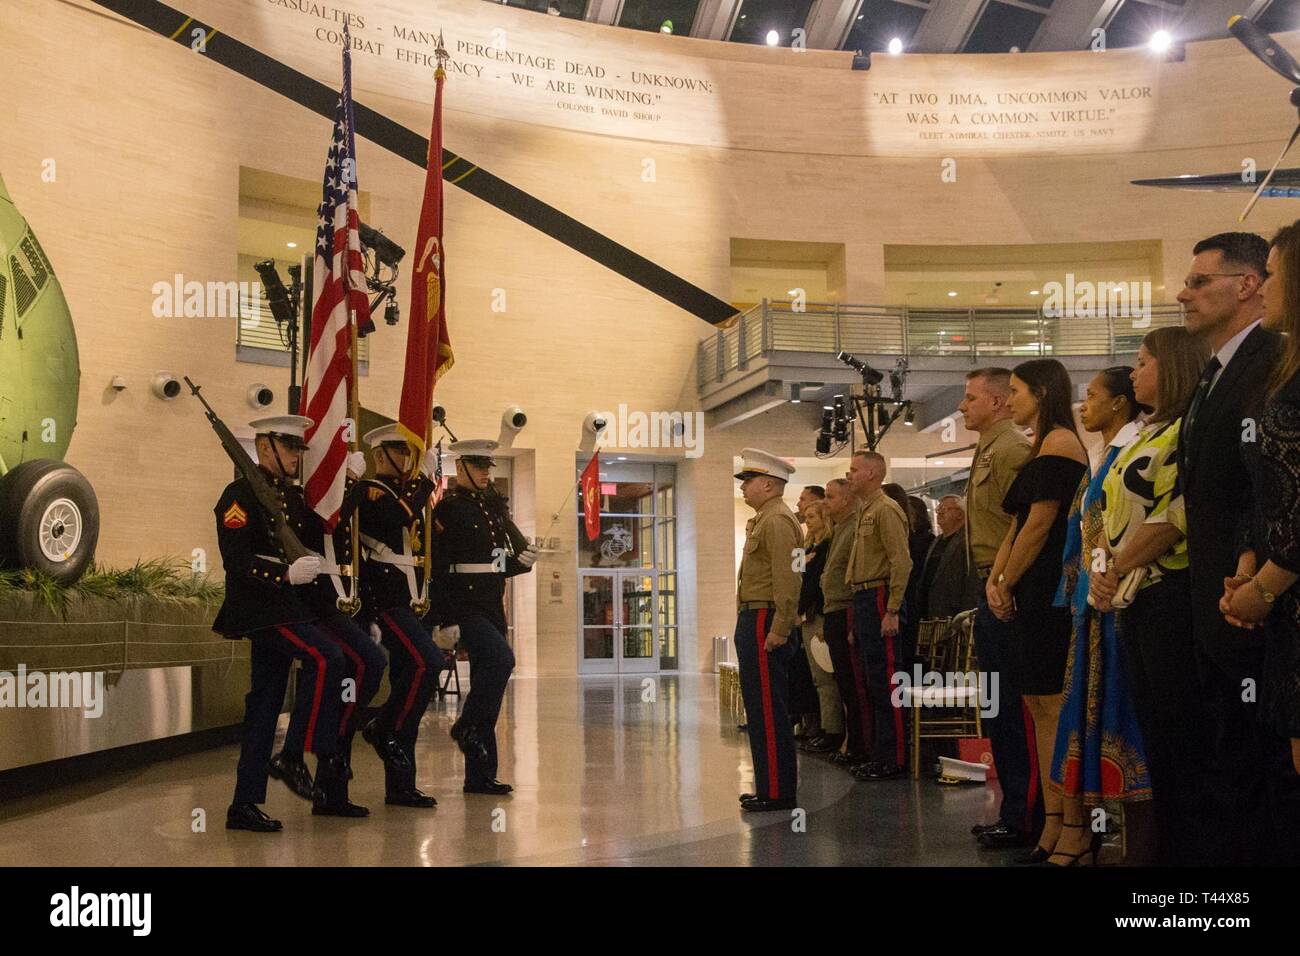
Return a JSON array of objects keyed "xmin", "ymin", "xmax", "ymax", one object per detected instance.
[{"xmin": 301, "ymin": 28, "xmax": 372, "ymax": 530}]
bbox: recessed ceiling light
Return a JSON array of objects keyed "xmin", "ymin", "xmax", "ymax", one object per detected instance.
[
  {"xmin": 1028, "ymin": 290, "xmax": 1040, "ymax": 296},
  {"xmin": 286, "ymin": 242, "xmax": 297, "ymax": 249},
  {"xmin": 616, "ymin": 456, "xmax": 627, "ymax": 461},
  {"xmin": 766, "ymin": 30, "xmax": 780, "ymax": 46},
  {"xmin": 888, "ymin": 38, "xmax": 903, "ymax": 55},
  {"xmin": 947, "ymin": 291, "xmax": 958, "ymax": 297},
  {"xmin": 1150, "ymin": 30, "xmax": 1172, "ymax": 54}
]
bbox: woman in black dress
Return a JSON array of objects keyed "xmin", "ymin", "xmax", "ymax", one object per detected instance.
[
  {"xmin": 1223, "ymin": 222, "xmax": 1300, "ymax": 862},
  {"xmin": 987, "ymin": 359, "xmax": 1088, "ymax": 863}
]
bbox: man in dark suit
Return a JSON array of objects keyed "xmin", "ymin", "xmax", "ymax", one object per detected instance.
[
  {"xmin": 1177, "ymin": 232, "xmax": 1282, "ymax": 864},
  {"xmin": 916, "ymin": 495, "xmax": 981, "ymax": 620}
]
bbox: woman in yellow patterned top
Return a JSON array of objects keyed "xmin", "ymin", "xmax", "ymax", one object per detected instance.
[{"xmin": 1091, "ymin": 326, "xmax": 1208, "ymax": 866}]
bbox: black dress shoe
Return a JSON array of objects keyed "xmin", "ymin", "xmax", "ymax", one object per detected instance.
[
  {"xmin": 739, "ymin": 796, "xmax": 797, "ymax": 812},
  {"xmin": 312, "ymin": 796, "xmax": 371, "ymax": 818},
  {"xmin": 739, "ymin": 792, "xmax": 757, "ymax": 803},
  {"xmin": 852, "ymin": 761, "xmax": 904, "ymax": 780},
  {"xmin": 450, "ymin": 721, "xmax": 491, "ymax": 761},
  {"xmin": 463, "ymin": 779, "xmax": 513, "ymax": 795},
  {"xmin": 805, "ymin": 734, "xmax": 843, "ymax": 754},
  {"xmin": 977, "ymin": 822, "xmax": 1034, "ymax": 849},
  {"xmin": 971, "ymin": 822, "xmax": 1000, "ymax": 836},
  {"xmin": 386, "ymin": 788, "xmax": 438, "ymax": 808},
  {"xmin": 362, "ymin": 719, "xmax": 412, "ymax": 771},
  {"xmin": 226, "ymin": 802, "xmax": 282, "ymax": 832},
  {"xmin": 268, "ymin": 753, "xmax": 315, "ymax": 801}
]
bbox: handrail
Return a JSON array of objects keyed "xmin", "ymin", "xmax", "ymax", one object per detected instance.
[{"xmin": 699, "ymin": 299, "xmax": 1184, "ymax": 388}]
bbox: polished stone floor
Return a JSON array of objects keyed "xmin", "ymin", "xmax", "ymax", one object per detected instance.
[{"xmin": 0, "ymin": 674, "xmax": 1017, "ymax": 866}]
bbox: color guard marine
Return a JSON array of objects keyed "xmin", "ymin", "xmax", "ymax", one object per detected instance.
[
  {"xmin": 212, "ymin": 415, "xmax": 355, "ymax": 832},
  {"xmin": 344, "ymin": 424, "xmax": 444, "ymax": 808},
  {"xmin": 428, "ymin": 439, "xmax": 538, "ymax": 795}
]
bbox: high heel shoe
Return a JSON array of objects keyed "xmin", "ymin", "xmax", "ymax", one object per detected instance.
[
  {"xmin": 1017, "ymin": 813, "xmax": 1062, "ymax": 864},
  {"xmin": 1040, "ymin": 826, "xmax": 1102, "ymax": 867}
]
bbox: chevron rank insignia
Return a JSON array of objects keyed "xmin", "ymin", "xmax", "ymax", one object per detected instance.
[{"xmin": 223, "ymin": 502, "xmax": 248, "ymax": 529}]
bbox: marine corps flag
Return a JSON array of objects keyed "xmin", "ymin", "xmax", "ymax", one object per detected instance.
[
  {"xmin": 398, "ymin": 43, "xmax": 454, "ymax": 470},
  {"xmin": 581, "ymin": 452, "xmax": 600, "ymax": 541}
]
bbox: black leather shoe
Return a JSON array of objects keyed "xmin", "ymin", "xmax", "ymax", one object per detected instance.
[
  {"xmin": 739, "ymin": 792, "xmax": 757, "ymax": 803},
  {"xmin": 268, "ymin": 753, "xmax": 314, "ymax": 801},
  {"xmin": 226, "ymin": 802, "xmax": 282, "ymax": 832},
  {"xmin": 464, "ymin": 779, "xmax": 513, "ymax": 795},
  {"xmin": 971, "ymin": 822, "xmax": 999, "ymax": 836},
  {"xmin": 450, "ymin": 721, "xmax": 491, "ymax": 761},
  {"xmin": 386, "ymin": 788, "xmax": 438, "ymax": 808},
  {"xmin": 312, "ymin": 796, "xmax": 370, "ymax": 818},
  {"xmin": 362, "ymin": 719, "xmax": 412, "ymax": 771},
  {"xmin": 739, "ymin": 796, "xmax": 797, "ymax": 812},
  {"xmin": 852, "ymin": 761, "xmax": 905, "ymax": 780},
  {"xmin": 804, "ymin": 734, "xmax": 843, "ymax": 754},
  {"xmin": 977, "ymin": 822, "xmax": 1034, "ymax": 849}
]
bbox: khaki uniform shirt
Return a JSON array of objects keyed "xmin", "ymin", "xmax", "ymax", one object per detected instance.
[
  {"xmin": 845, "ymin": 491, "xmax": 912, "ymax": 613},
  {"xmin": 964, "ymin": 418, "xmax": 1032, "ymax": 571},
  {"xmin": 820, "ymin": 501, "xmax": 863, "ymax": 613},
  {"xmin": 737, "ymin": 496, "xmax": 803, "ymax": 639}
]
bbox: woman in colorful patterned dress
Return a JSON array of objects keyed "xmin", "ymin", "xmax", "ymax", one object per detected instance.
[
  {"xmin": 1091, "ymin": 326, "xmax": 1208, "ymax": 866},
  {"xmin": 1043, "ymin": 367, "xmax": 1150, "ymax": 867}
]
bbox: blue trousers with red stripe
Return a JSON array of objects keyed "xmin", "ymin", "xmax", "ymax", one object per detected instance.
[
  {"xmin": 735, "ymin": 608, "xmax": 797, "ymax": 800},
  {"xmin": 852, "ymin": 586, "xmax": 908, "ymax": 769},
  {"xmin": 824, "ymin": 607, "xmax": 873, "ymax": 760},
  {"xmin": 373, "ymin": 606, "xmax": 443, "ymax": 792},
  {"xmin": 234, "ymin": 622, "xmax": 345, "ymax": 804},
  {"xmin": 282, "ymin": 612, "xmax": 387, "ymax": 766},
  {"xmin": 456, "ymin": 614, "xmax": 516, "ymax": 786}
]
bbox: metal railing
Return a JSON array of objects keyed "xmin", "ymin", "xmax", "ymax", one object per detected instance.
[{"xmin": 697, "ymin": 299, "xmax": 1185, "ymax": 388}]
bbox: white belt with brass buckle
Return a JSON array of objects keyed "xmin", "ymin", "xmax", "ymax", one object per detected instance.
[{"xmin": 451, "ymin": 563, "xmax": 496, "ymax": 574}]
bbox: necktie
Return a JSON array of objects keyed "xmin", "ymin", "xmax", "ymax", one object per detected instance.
[{"xmin": 1182, "ymin": 355, "xmax": 1221, "ymax": 467}]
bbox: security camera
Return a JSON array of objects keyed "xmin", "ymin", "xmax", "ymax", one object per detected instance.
[
  {"xmin": 501, "ymin": 405, "xmax": 527, "ymax": 432},
  {"xmin": 246, "ymin": 384, "xmax": 275, "ymax": 409},
  {"xmin": 583, "ymin": 411, "xmax": 609, "ymax": 436},
  {"xmin": 151, "ymin": 373, "xmax": 181, "ymax": 401},
  {"xmin": 110, "ymin": 375, "xmax": 128, "ymax": 392}
]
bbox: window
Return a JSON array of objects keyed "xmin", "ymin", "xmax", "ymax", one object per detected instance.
[
  {"xmin": 1103, "ymin": 0, "xmax": 1174, "ymax": 50},
  {"xmin": 842, "ymin": 0, "xmax": 929, "ymax": 53},
  {"xmin": 729, "ymin": 0, "xmax": 815, "ymax": 46},
  {"xmin": 618, "ymin": 0, "xmax": 700, "ymax": 33},
  {"xmin": 962, "ymin": 0, "xmax": 1046, "ymax": 53},
  {"xmin": 1258, "ymin": 0, "xmax": 1300, "ymax": 33}
]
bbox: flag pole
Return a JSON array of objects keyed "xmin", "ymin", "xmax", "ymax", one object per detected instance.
[{"xmin": 342, "ymin": 304, "xmax": 363, "ymax": 614}]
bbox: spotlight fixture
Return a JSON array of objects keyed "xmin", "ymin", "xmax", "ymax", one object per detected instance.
[
  {"xmin": 765, "ymin": 30, "xmax": 779, "ymax": 46},
  {"xmin": 660, "ymin": 19, "xmax": 673, "ymax": 34},
  {"xmin": 887, "ymin": 37, "xmax": 903, "ymax": 55},
  {"xmin": 1150, "ymin": 30, "xmax": 1172, "ymax": 54},
  {"xmin": 837, "ymin": 351, "xmax": 884, "ymax": 387}
]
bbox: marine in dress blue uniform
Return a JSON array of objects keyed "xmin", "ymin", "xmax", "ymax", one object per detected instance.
[
  {"xmin": 428, "ymin": 439, "xmax": 538, "ymax": 795},
  {"xmin": 213, "ymin": 415, "xmax": 351, "ymax": 832},
  {"xmin": 347, "ymin": 423, "xmax": 445, "ymax": 808}
]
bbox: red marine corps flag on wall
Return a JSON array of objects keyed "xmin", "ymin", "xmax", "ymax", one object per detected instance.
[
  {"xmin": 301, "ymin": 24, "xmax": 372, "ymax": 530},
  {"xmin": 581, "ymin": 452, "xmax": 600, "ymax": 541},
  {"xmin": 398, "ymin": 37, "xmax": 455, "ymax": 468}
]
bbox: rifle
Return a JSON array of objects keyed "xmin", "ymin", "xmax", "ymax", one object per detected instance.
[{"xmin": 184, "ymin": 377, "xmax": 312, "ymax": 563}]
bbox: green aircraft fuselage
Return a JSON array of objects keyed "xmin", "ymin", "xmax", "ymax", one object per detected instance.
[{"xmin": 0, "ymin": 172, "xmax": 79, "ymax": 473}]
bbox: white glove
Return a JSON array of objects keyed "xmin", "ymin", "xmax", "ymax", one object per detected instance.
[
  {"xmin": 287, "ymin": 554, "xmax": 322, "ymax": 585},
  {"xmin": 369, "ymin": 622, "xmax": 382, "ymax": 643},
  {"xmin": 421, "ymin": 448, "xmax": 440, "ymax": 478},
  {"xmin": 439, "ymin": 624, "xmax": 460, "ymax": 644},
  {"xmin": 345, "ymin": 450, "xmax": 367, "ymax": 478},
  {"xmin": 517, "ymin": 547, "xmax": 539, "ymax": 568}
]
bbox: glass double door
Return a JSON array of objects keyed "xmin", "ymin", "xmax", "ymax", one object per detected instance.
[{"xmin": 579, "ymin": 570, "xmax": 659, "ymax": 674}]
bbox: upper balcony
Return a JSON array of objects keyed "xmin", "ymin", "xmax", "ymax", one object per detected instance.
[{"xmin": 698, "ymin": 298, "xmax": 1185, "ymax": 428}]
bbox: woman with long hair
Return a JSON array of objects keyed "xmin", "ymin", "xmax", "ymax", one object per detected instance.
[
  {"xmin": 1091, "ymin": 326, "xmax": 1208, "ymax": 865},
  {"xmin": 1221, "ymin": 222, "xmax": 1300, "ymax": 860},
  {"xmin": 799, "ymin": 500, "xmax": 844, "ymax": 754},
  {"xmin": 987, "ymin": 358, "xmax": 1089, "ymax": 864},
  {"xmin": 1045, "ymin": 367, "xmax": 1152, "ymax": 866}
]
